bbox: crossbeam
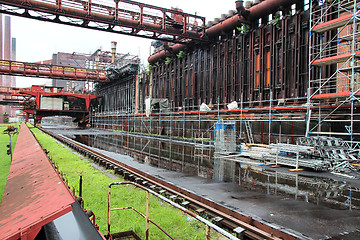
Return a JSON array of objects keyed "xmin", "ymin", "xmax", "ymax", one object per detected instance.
[
  {"xmin": 0, "ymin": 0, "xmax": 206, "ymax": 42},
  {"xmin": 0, "ymin": 59, "xmax": 108, "ymax": 82}
]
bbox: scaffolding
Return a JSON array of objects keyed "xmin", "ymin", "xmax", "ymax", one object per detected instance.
[
  {"xmin": 90, "ymin": 100, "xmax": 309, "ymax": 145},
  {"xmin": 307, "ymin": 0, "xmax": 360, "ymax": 140}
]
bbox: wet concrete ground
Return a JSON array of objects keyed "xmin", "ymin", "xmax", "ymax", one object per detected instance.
[{"xmin": 48, "ymin": 126, "xmax": 360, "ymax": 240}]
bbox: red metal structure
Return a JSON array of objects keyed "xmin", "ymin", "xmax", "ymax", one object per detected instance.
[
  {"xmin": 0, "ymin": 86, "xmax": 31, "ymax": 95},
  {"xmin": 19, "ymin": 86, "xmax": 100, "ymax": 126},
  {"xmin": 0, "ymin": 85, "xmax": 101, "ymax": 126},
  {"xmin": 0, "ymin": 0, "xmax": 206, "ymax": 42},
  {"xmin": 148, "ymin": 0, "xmax": 302, "ymax": 64},
  {"xmin": 0, "ymin": 59, "xmax": 108, "ymax": 82}
]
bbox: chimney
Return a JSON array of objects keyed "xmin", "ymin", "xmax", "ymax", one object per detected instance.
[{"xmin": 111, "ymin": 41, "xmax": 117, "ymax": 63}]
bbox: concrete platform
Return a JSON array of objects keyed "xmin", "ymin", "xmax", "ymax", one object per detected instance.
[{"xmin": 49, "ymin": 126, "xmax": 360, "ymax": 239}]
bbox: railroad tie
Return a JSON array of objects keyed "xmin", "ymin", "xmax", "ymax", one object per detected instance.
[
  {"xmin": 150, "ymin": 185, "xmax": 159, "ymax": 191},
  {"xmin": 233, "ymin": 226, "xmax": 245, "ymax": 239},
  {"xmin": 181, "ymin": 201, "xmax": 190, "ymax": 207},
  {"xmin": 128, "ymin": 174, "xmax": 135, "ymax": 181},
  {"xmin": 212, "ymin": 216, "xmax": 223, "ymax": 226},
  {"xmin": 169, "ymin": 195, "xmax": 178, "ymax": 202},
  {"xmin": 195, "ymin": 208, "xmax": 205, "ymax": 214},
  {"xmin": 221, "ymin": 220, "xmax": 238, "ymax": 232}
]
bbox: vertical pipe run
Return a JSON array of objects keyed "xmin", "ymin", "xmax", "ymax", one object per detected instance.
[
  {"xmin": 87, "ymin": 0, "xmax": 91, "ymax": 16},
  {"xmin": 146, "ymin": 191, "xmax": 150, "ymax": 240},
  {"xmin": 79, "ymin": 175, "xmax": 83, "ymax": 197},
  {"xmin": 108, "ymin": 187, "xmax": 111, "ymax": 234},
  {"xmin": 111, "ymin": 41, "xmax": 117, "ymax": 64}
]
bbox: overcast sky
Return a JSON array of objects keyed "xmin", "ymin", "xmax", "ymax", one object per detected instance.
[{"xmin": 9, "ymin": 0, "xmax": 236, "ymax": 87}]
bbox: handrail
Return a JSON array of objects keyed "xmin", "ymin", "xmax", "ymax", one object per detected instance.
[
  {"xmin": 108, "ymin": 181, "xmax": 239, "ymax": 240},
  {"xmin": 0, "ymin": 59, "xmax": 108, "ymax": 82}
]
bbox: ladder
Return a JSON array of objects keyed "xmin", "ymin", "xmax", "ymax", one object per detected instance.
[{"xmin": 245, "ymin": 121, "xmax": 254, "ymax": 144}]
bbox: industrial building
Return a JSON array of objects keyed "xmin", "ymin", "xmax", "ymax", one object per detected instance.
[
  {"xmin": 0, "ymin": 0, "xmax": 360, "ymax": 239},
  {"xmin": 91, "ymin": 0, "xmax": 360, "ymax": 145}
]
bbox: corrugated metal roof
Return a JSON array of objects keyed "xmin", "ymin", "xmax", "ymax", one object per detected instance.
[{"xmin": 0, "ymin": 122, "xmax": 75, "ymax": 240}]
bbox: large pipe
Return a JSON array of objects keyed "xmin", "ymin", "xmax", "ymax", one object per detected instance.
[
  {"xmin": 148, "ymin": 40, "xmax": 190, "ymax": 65},
  {"xmin": 148, "ymin": 0, "xmax": 301, "ymax": 64},
  {"xmin": 4, "ymin": 0, "xmax": 200, "ymax": 39}
]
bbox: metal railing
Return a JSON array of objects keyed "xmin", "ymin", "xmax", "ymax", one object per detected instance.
[{"xmin": 108, "ymin": 182, "xmax": 239, "ymax": 240}]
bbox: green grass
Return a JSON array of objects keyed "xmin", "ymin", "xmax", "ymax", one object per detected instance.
[
  {"xmin": 30, "ymin": 125, "xmax": 220, "ymax": 239},
  {"xmin": 0, "ymin": 123, "xmax": 20, "ymax": 203}
]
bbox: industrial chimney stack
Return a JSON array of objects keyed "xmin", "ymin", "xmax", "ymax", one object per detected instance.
[{"xmin": 0, "ymin": 13, "xmax": 16, "ymax": 118}]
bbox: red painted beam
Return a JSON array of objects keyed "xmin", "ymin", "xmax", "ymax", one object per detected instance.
[
  {"xmin": 312, "ymin": 51, "xmax": 360, "ymax": 66},
  {"xmin": 0, "ymin": 59, "xmax": 108, "ymax": 82},
  {"xmin": 0, "ymin": 0, "xmax": 205, "ymax": 42},
  {"xmin": 0, "ymin": 122, "xmax": 75, "ymax": 240},
  {"xmin": 313, "ymin": 12, "xmax": 360, "ymax": 33},
  {"xmin": 311, "ymin": 90, "xmax": 360, "ymax": 99}
]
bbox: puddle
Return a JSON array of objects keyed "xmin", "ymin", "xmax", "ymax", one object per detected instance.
[{"xmin": 68, "ymin": 133, "xmax": 360, "ymax": 211}]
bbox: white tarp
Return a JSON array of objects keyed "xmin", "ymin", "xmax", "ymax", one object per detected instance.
[
  {"xmin": 227, "ymin": 101, "xmax": 238, "ymax": 110},
  {"xmin": 145, "ymin": 98, "xmax": 151, "ymax": 117},
  {"xmin": 200, "ymin": 103, "xmax": 211, "ymax": 111}
]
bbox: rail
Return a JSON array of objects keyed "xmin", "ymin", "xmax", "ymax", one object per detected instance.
[
  {"xmin": 108, "ymin": 182, "xmax": 238, "ymax": 240},
  {"xmin": 0, "ymin": 59, "xmax": 108, "ymax": 82}
]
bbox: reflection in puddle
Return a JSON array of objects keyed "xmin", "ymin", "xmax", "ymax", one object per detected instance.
[{"xmin": 69, "ymin": 133, "xmax": 359, "ymax": 210}]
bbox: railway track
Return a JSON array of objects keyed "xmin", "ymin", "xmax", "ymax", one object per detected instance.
[{"xmin": 39, "ymin": 127, "xmax": 304, "ymax": 240}]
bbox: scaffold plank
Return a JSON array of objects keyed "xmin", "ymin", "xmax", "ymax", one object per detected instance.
[
  {"xmin": 312, "ymin": 51, "xmax": 360, "ymax": 66},
  {"xmin": 312, "ymin": 12, "xmax": 359, "ymax": 33},
  {"xmin": 311, "ymin": 90, "xmax": 360, "ymax": 99}
]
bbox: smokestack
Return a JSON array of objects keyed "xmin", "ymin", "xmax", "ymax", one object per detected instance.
[
  {"xmin": 0, "ymin": 10, "xmax": 3, "ymax": 119},
  {"xmin": 4, "ymin": 16, "xmax": 10, "ymax": 61},
  {"xmin": 4, "ymin": 15, "xmax": 10, "ymax": 88},
  {"xmin": 3, "ymin": 16, "xmax": 11, "ymax": 116},
  {"xmin": 0, "ymin": 10, "xmax": 2, "ymax": 87},
  {"xmin": 11, "ymin": 37, "xmax": 16, "ymax": 87},
  {"xmin": 11, "ymin": 37, "xmax": 15, "ymax": 60},
  {"xmin": 111, "ymin": 41, "xmax": 117, "ymax": 63}
]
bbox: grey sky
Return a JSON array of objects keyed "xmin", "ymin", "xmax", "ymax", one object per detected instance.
[{"xmin": 10, "ymin": 0, "xmax": 236, "ymax": 87}]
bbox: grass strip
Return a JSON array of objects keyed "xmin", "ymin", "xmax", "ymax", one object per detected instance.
[
  {"xmin": 30, "ymin": 125, "xmax": 217, "ymax": 239},
  {"xmin": 0, "ymin": 123, "xmax": 20, "ymax": 203}
]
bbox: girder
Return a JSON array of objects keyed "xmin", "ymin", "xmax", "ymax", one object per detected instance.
[
  {"xmin": 0, "ymin": 0, "xmax": 206, "ymax": 42},
  {"xmin": 0, "ymin": 59, "xmax": 108, "ymax": 82}
]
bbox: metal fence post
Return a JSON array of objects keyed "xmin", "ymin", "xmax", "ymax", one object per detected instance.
[{"xmin": 146, "ymin": 191, "xmax": 150, "ymax": 240}]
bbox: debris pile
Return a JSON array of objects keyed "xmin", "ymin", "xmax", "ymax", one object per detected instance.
[
  {"xmin": 298, "ymin": 136, "xmax": 359, "ymax": 172},
  {"xmin": 265, "ymin": 137, "xmax": 360, "ymax": 172}
]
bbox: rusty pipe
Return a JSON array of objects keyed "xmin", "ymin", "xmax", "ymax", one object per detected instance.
[
  {"xmin": 148, "ymin": 40, "xmax": 190, "ymax": 64},
  {"xmin": 148, "ymin": 0, "xmax": 301, "ymax": 64},
  {"xmin": 207, "ymin": 0, "xmax": 300, "ymax": 37},
  {"xmin": 247, "ymin": 0, "xmax": 299, "ymax": 20},
  {"xmin": 5, "ymin": 0, "xmax": 199, "ymax": 38}
]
